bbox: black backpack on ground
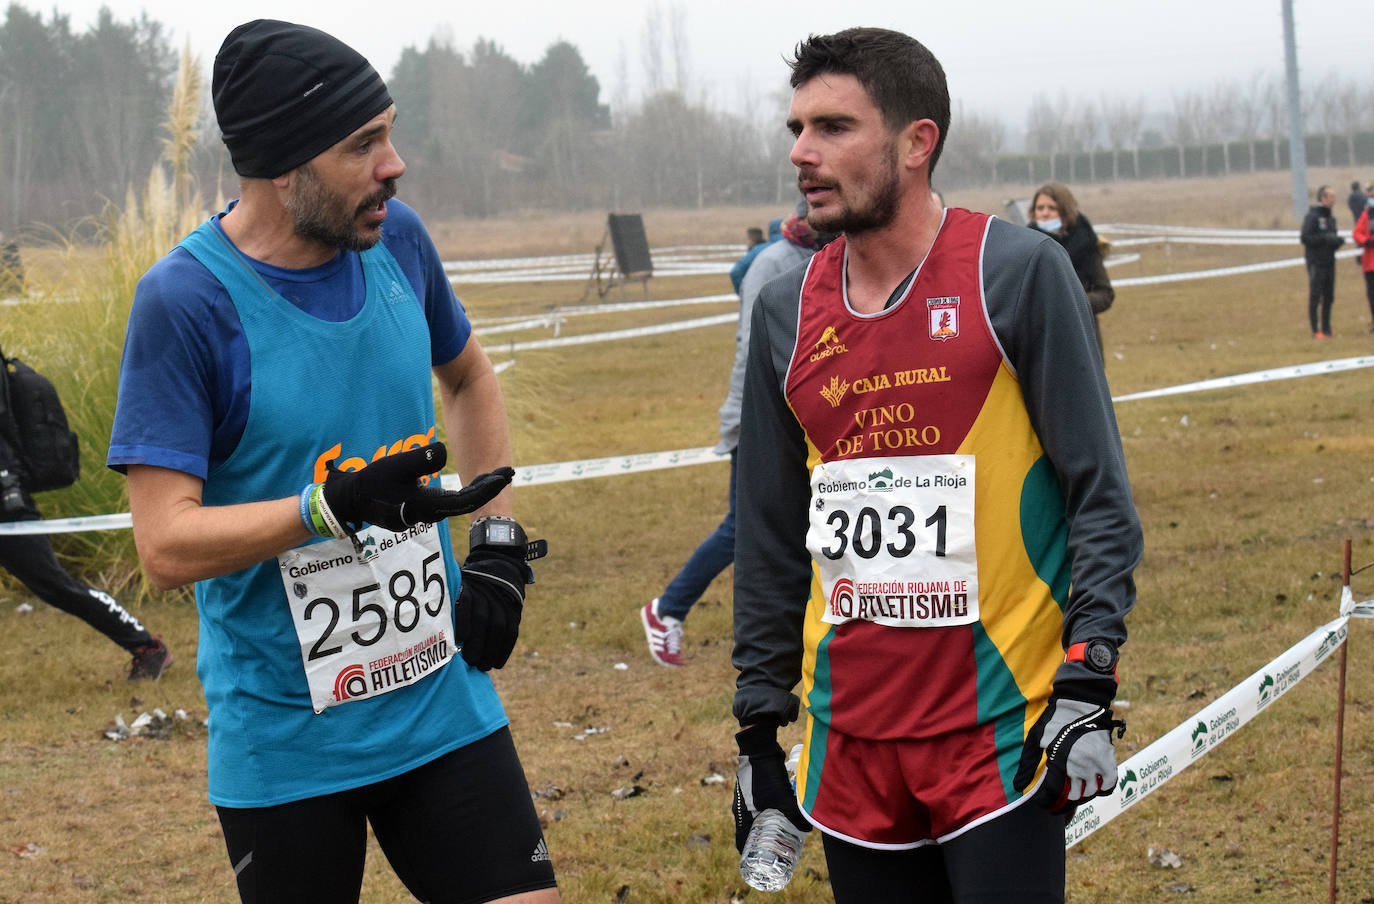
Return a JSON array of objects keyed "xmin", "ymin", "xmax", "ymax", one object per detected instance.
[{"xmin": 0, "ymin": 344, "xmax": 80, "ymax": 493}]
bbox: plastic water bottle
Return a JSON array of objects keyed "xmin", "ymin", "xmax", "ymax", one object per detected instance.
[
  {"xmin": 739, "ymin": 809, "xmax": 806, "ymax": 892},
  {"xmin": 739, "ymin": 744, "xmax": 807, "ymax": 892}
]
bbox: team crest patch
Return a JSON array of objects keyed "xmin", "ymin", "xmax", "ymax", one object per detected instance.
[{"xmin": 926, "ymin": 296, "xmax": 960, "ymax": 341}]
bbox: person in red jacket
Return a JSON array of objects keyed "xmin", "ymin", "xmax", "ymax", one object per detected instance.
[{"xmin": 1352, "ymin": 183, "xmax": 1374, "ymax": 332}]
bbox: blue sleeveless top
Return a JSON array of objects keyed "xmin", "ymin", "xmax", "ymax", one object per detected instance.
[{"xmin": 178, "ymin": 221, "xmax": 506, "ymax": 807}]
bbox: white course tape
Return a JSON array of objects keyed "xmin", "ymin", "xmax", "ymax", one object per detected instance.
[
  {"xmin": 488, "ymin": 312, "xmax": 737, "ymax": 353},
  {"xmin": 0, "ymin": 512, "xmax": 133, "ymax": 536},
  {"xmin": 444, "ymin": 446, "xmax": 729, "ymax": 489},
  {"xmin": 1065, "ymin": 607, "xmax": 1356, "ymax": 848},
  {"xmin": 471, "ymin": 293, "xmax": 737, "ymax": 336},
  {"xmin": 1111, "ymin": 355, "xmax": 1374, "ymax": 402},
  {"xmin": 2, "ymin": 350, "xmax": 1367, "ymax": 536},
  {"xmin": 1103, "ymin": 223, "xmax": 1319, "ymax": 238},
  {"xmin": 1113, "ymin": 248, "xmax": 1360, "ymax": 288}
]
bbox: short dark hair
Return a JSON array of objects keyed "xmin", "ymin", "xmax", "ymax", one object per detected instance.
[{"xmin": 788, "ymin": 27, "xmax": 950, "ymax": 176}]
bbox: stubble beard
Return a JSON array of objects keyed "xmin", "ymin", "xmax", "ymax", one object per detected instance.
[
  {"xmin": 801, "ymin": 144, "xmax": 901, "ymax": 237},
  {"xmin": 286, "ymin": 164, "xmax": 397, "ymax": 252}
]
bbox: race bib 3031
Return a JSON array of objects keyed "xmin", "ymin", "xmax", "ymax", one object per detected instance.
[{"xmin": 807, "ymin": 455, "xmax": 979, "ymax": 628}]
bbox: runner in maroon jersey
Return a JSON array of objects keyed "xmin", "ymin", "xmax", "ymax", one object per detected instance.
[{"xmin": 729, "ymin": 28, "xmax": 1142, "ymax": 903}]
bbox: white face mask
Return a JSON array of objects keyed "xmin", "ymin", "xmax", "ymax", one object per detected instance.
[{"xmin": 1036, "ymin": 217, "xmax": 1062, "ymax": 233}]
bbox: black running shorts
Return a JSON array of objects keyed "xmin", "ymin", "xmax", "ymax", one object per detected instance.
[
  {"xmin": 820, "ymin": 798, "xmax": 1067, "ymax": 904},
  {"xmin": 217, "ymin": 726, "xmax": 557, "ymax": 904}
]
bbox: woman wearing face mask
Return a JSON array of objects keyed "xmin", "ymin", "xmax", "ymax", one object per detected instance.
[
  {"xmin": 1351, "ymin": 182, "xmax": 1374, "ymax": 331},
  {"xmin": 1028, "ymin": 182, "xmax": 1113, "ymax": 355}
]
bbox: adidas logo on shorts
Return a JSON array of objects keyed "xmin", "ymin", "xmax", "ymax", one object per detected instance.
[{"xmin": 531, "ymin": 837, "xmax": 550, "ymax": 863}]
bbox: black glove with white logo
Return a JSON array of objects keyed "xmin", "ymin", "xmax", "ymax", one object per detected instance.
[
  {"xmin": 1013, "ymin": 679, "xmax": 1125, "ymax": 815},
  {"xmin": 321, "ymin": 442, "xmax": 512, "ymax": 533},
  {"xmin": 732, "ymin": 723, "xmax": 810, "ymax": 853}
]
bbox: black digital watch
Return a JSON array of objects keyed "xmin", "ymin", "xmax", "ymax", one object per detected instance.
[{"xmin": 469, "ymin": 516, "xmax": 549, "ymax": 564}]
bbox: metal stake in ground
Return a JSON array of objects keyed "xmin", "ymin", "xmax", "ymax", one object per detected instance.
[{"xmin": 1329, "ymin": 540, "xmax": 1370, "ymax": 904}]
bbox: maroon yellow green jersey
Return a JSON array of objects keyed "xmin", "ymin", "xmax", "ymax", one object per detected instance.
[{"xmin": 732, "ymin": 209, "xmax": 1141, "ymax": 809}]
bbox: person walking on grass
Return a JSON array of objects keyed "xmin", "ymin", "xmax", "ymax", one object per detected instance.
[
  {"xmin": 641, "ymin": 213, "xmax": 824, "ymax": 667},
  {"xmin": 0, "ymin": 405, "xmax": 170, "ymax": 681},
  {"xmin": 109, "ymin": 20, "xmax": 558, "ymax": 904},
  {"xmin": 1301, "ymin": 184, "xmax": 1344, "ymax": 339},
  {"xmin": 729, "ymin": 27, "xmax": 1142, "ymax": 903}
]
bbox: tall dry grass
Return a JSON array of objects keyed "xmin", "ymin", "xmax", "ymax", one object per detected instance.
[{"xmin": 2, "ymin": 48, "xmax": 211, "ymax": 600}]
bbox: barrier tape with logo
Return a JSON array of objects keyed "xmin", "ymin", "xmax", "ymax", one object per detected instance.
[
  {"xmin": 1064, "ymin": 585, "xmax": 1374, "ymax": 849},
  {"xmin": 3, "ymin": 354, "xmax": 1371, "ymax": 537}
]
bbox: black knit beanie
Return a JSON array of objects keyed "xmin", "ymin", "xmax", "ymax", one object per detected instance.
[{"xmin": 213, "ymin": 20, "xmax": 393, "ymax": 179}]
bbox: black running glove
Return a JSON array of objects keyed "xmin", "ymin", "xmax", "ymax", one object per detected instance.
[
  {"xmin": 1013, "ymin": 681, "xmax": 1126, "ymax": 814},
  {"xmin": 454, "ymin": 549, "xmax": 527, "ymax": 671},
  {"xmin": 321, "ymin": 443, "xmax": 512, "ymax": 533},
  {"xmin": 732, "ymin": 723, "xmax": 810, "ymax": 853}
]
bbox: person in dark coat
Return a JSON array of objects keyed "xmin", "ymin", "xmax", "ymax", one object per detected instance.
[
  {"xmin": 1347, "ymin": 180, "xmax": 1367, "ymax": 227},
  {"xmin": 1300, "ymin": 185, "xmax": 1345, "ymax": 338},
  {"xmin": 1028, "ymin": 182, "xmax": 1113, "ymax": 356}
]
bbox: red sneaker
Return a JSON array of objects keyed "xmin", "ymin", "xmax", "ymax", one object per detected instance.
[{"xmin": 640, "ymin": 599, "xmax": 684, "ymax": 667}]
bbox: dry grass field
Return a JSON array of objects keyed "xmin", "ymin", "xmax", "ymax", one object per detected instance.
[{"xmin": 2, "ymin": 166, "xmax": 1373, "ymax": 903}]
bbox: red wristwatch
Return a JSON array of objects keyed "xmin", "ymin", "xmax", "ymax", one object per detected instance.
[{"xmin": 1065, "ymin": 638, "xmax": 1119, "ymax": 678}]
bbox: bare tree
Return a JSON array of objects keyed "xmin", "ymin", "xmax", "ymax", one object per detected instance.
[
  {"xmin": 1026, "ymin": 93, "xmax": 1064, "ymax": 180},
  {"xmin": 1075, "ymin": 101, "xmax": 1099, "ymax": 182},
  {"xmin": 1232, "ymin": 74, "xmax": 1267, "ymax": 172},
  {"xmin": 1310, "ymin": 72, "xmax": 1342, "ymax": 166},
  {"xmin": 942, "ymin": 102, "xmax": 1006, "ymax": 188},
  {"xmin": 1100, "ymin": 94, "xmax": 1145, "ymax": 181},
  {"xmin": 1333, "ymin": 78, "xmax": 1361, "ymax": 166},
  {"xmin": 1263, "ymin": 75, "xmax": 1286, "ymax": 167},
  {"xmin": 1206, "ymin": 82, "xmax": 1242, "ymax": 176},
  {"xmin": 666, "ymin": 2, "xmax": 690, "ymax": 96},
  {"xmin": 1168, "ymin": 91, "xmax": 1203, "ymax": 177},
  {"xmin": 640, "ymin": 5, "xmax": 664, "ymax": 97}
]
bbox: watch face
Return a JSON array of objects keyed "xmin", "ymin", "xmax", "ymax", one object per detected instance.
[{"xmin": 1086, "ymin": 641, "xmax": 1117, "ymax": 672}]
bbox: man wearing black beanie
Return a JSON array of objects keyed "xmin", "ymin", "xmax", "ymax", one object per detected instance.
[{"xmin": 109, "ymin": 20, "xmax": 559, "ymax": 904}]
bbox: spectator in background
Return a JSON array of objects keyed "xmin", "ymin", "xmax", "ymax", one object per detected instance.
[
  {"xmin": 729, "ymin": 217, "xmax": 782, "ymax": 295},
  {"xmin": 1029, "ymin": 182, "xmax": 1114, "ymax": 356},
  {"xmin": 0, "ymin": 373, "xmax": 171, "ymax": 680},
  {"xmin": 1347, "ymin": 180, "xmax": 1367, "ymax": 227},
  {"xmin": 1300, "ymin": 184, "xmax": 1344, "ymax": 339},
  {"xmin": 641, "ymin": 214, "xmax": 825, "ymax": 667},
  {"xmin": 1352, "ymin": 185, "xmax": 1374, "ymax": 331}
]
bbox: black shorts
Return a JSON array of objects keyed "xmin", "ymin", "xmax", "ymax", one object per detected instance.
[
  {"xmin": 217, "ymin": 726, "xmax": 557, "ymax": 904},
  {"xmin": 821, "ymin": 798, "xmax": 1067, "ymax": 904}
]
